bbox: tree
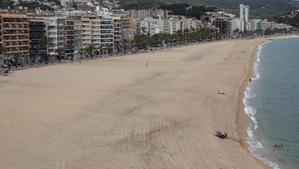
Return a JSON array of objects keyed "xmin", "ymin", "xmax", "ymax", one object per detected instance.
[
  {"xmin": 79, "ymin": 48, "xmax": 85, "ymax": 59},
  {"xmin": 86, "ymin": 44, "xmax": 94, "ymax": 58},
  {"xmin": 134, "ymin": 34, "xmax": 149, "ymax": 50},
  {"xmin": 56, "ymin": 47, "xmax": 64, "ymax": 62},
  {"xmin": 0, "ymin": 44, "xmax": 6, "ymax": 59},
  {"xmin": 122, "ymin": 38, "xmax": 130, "ymax": 53},
  {"xmin": 38, "ymin": 36, "xmax": 49, "ymax": 64},
  {"xmin": 13, "ymin": 53, "xmax": 22, "ymax": 68},
  {"xmin": 159, "ymin": 4, "xmax": 216, "ymax": 19}
]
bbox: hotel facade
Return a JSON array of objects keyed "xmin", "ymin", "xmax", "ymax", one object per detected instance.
[{"xmin": 0, "ymin": 13, "xmax": 30, "ymax": 62}]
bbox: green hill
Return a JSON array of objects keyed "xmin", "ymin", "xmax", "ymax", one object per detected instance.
[{"xmin": 120, "ymin": 0, "xmax": 297, "ymax": 16}]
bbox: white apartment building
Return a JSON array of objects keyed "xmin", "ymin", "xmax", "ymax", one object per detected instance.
[
  {"xmin": 90, "ymin": 15, "xmax": 101, "ymax": 49},
  {"xmin": 81, "ymin": 15, "xmax": 92, "ymax": 49},
  {"xmin": 263, "ymin": 20, "xmax": 274, "ymax": 30},
  {"xmin": 97, "ymin": 7, "xmax": 114, "ymax": 54},
  {"xmin": 239, "ymin": 4, "xmax": 249, "ymax": 32},
  {"xmin": 156, "ymin": 18, "xmax": 165, "ymax": 33},
  {"xmin": 231, "ymin": 18, "xmax": 241, "ymax": 31},
  {"xmin": 137, "ymin": 17, "xmax": 161, "ymax": 36},
  {"xmin": 168, "ymin": 16, "xmax": 182, "ymax": 34},
  {"xmin": 45, "ymin": 16, "xmax": 65, "ymax": 57}
]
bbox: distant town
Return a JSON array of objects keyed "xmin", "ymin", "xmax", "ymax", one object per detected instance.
[{"xmin": 0, "ymin": 0, "xmax": 296, "ymax": 69}]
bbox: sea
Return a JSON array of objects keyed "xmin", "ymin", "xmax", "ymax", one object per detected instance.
[{"xmin": 243, "ymin": 38, "xmax": 299, "ymax": 169}]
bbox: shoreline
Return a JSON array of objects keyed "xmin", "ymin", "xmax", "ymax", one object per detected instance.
[
  {"xmin": 237, "ymin": 37, "xmax": 272, "ymax": 169},
  {"xmin": 237, "ymin": 35, "xmax": 299, "ymax": 169}
]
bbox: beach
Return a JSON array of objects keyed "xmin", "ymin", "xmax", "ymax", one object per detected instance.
[{"xmin": 0, "ymin": 38, "xmax": 280, "ymax": 169}]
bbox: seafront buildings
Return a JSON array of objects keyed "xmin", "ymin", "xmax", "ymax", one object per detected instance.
[
  {"xmin": 29, "ymin": 16, "xmax": 46, "ymax": 61},
  {"xmin": 0, "ymin": 13, "xmax": 30, "ymax": 62},
  {"xmin": 0, "ymin": 3, "xmax": 293, "ymax": 64},
  {"xmin": 44, "ymin": 16, "xmax": 65, "ymax": 58}
]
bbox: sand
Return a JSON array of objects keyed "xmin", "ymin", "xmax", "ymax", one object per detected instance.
[{"xmin": 0, "ymin": 38, "xmax": 279, "ymax": 169}]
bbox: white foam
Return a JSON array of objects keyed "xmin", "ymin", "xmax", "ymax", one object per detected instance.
[{"xmin": 243, "ymin": 41, "xmax": 281, "ymax": 169}]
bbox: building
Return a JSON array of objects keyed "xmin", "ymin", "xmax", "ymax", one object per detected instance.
[
  {"xmin": 90, "ymin": 14, "xmax": 101, "ymax": 50},
  {"xmin": 213, "ymin": 18, "xmax": 232, "ymax": 35},
  {"xmin": 168, "ymin": 16, "xmax": 182, "ymax": 34},
  {"xmin": 231, "ymin": 18, "xmax": 240, "ymax": 32},
  {"xmin": 126, "ymin": 9, "xmax": 169, "ymax": 20},
  {"xmin": 45, "ymin": 16, "xmax": 65, "ymax": 58},
  {"xmin": 64, "ymin": 19, "xmax": 75, "ymax": 59},
  {"xmin": 113, "ymin": 14, "xmax": 122, "ymax": 53},
  {"xmin": 274, "ymin": 23, "xmax": 292, "ymax": 31},
  {"xmin": 240, "ymin": 4, "xmax": 249, "ymax": 32},
  {"xmin": 127, "ymin": 9, "xmax": 151, "ymax": 20},
  {"xmin": 263, "ymin": 20, "xmax": 274, "ymax": 30},
  {"xmin": 29, "ymin": 16, "xmax": 46, "ymax": 61},
  {"xmin": 0, "ymin": 13, "xmax": 30, "ymax": 62},
  {"xmin": 99, "ymin": 13, "xmax": 114, "ymax": 54},
  {"xmin": 251, "ymin": 19, "xmax": 263, "ymax": 31},
  {"xmin": 67, "ymin": 14, "xmax": 82, "ymax": 59},
  {"xmin": 80, "ymin": 15, "xmax": 92, "ymax": 50},
  {"xmin": 121, "ymin": 15, "xmax": 135, "ymax": 43},
  {"xmin": 137, "ymin": 17, "xmax": 161, "ymax": 36}
]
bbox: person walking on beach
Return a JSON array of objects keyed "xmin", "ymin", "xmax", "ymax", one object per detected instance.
[{"xmin": 8, "ymin": 60, "xmax": 11, "ymax": 72}]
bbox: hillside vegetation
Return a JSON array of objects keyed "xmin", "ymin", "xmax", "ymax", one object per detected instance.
[
  {"xmin": 120, "ymin": 0, "xmax": 297, "ymax": 16},
  {"xmin": 272, "ymin": 11, "xmax": 299, "ymax": 27}
]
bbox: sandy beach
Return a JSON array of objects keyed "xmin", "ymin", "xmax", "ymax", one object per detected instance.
[{"xmin": 0, "ymin": 38, "xmax": 275, "ymax": 169}]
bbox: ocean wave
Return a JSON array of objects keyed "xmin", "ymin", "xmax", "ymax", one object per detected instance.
[{"xmin": 243, "ymin": 41, "xmax": 281, "ymax": 169}]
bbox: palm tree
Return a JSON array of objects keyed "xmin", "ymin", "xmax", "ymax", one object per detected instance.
[
  {"xmin": 79, "ymin": 48, "xmax": 85, "ymax": 60},
  {"xmin": 86, "ymin": 44, "xmax": 94, "ymax": 58},
  {"xmin": 122, "ymin": 38, "xmax": 130, "ymax": 53},
  {"xmin": 134, "ymin": 34, "xmax": 149, "ymax": 50},
  {"xmin": 38, "ymin": 36, "xmax": 49, "ymax": 64},
  {"xmin": 0, "ymin": 44, "xmax": 5, "ymax": 62},
  {"xmin": 56, "ymin": 47, "xmax": 64, "ymax": 62},
  {"xmin": 0, "ymin": 44, "xmax": 4, "ymax": 55},
  {"xmin": 107, "ymin": 44, "xmax": 114, "ymax": 56},
  {"xmin": 14, "ymin": 53, "xmax": 21, "ymax": 68}
]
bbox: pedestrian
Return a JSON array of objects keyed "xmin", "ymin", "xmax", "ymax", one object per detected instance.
[{"xmin": 7, "ymin": 60, "xmax": 11, "ymax": 72}]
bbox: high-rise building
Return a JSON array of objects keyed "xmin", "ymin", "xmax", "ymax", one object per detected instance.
[
  {"xmin": 90, "ymin": 14, "xmax": 101, "ymax": 50},
  {"xmin": 44, "ymin": 16, "xmax": 66, "ymax": 59},
  {"xmin": 67, "ymin": 14, "xmax": 82, "ymax": 59},
  {"xmin": 64, "ymin": 19, "xmax": 75, "ymax": 59},
  {"xmin": 0, "ymin": 13, "xmax": 30, "ymax": 62},
  {"xmin": 29, "ymin": 16, "xmax": 46, "ymax": 61},
  {"xmin": 168, "ymin": 16, "xmax": 182, "ymax": 34},
  {"xmin": 251, "ymin": 19, "xmax": 264, "ymax": 31},
  {"xmin": 99, "ymin": 14, "xmax": 114, "ymax": 54},
  {"xmin": 113, "ymin": 14, "xmax": 122, "ymax": 53},
  {"xmin": 80, "ymin": 15, "xmax": 92, "ymax": 49},
  {"xmin": 120, "ymin": 15, "xmax": 136, "ymax": 42},
  {"xmin": 213, "ymin": 18, "xmax": 232, "ymax": 35},
  {"xmin": 137, "ymin": 17, "xmax": 161, "ymax": 36},
  {"xmin": 240, "ymin": 4, "xmax": 249, "ymax": 32}
]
